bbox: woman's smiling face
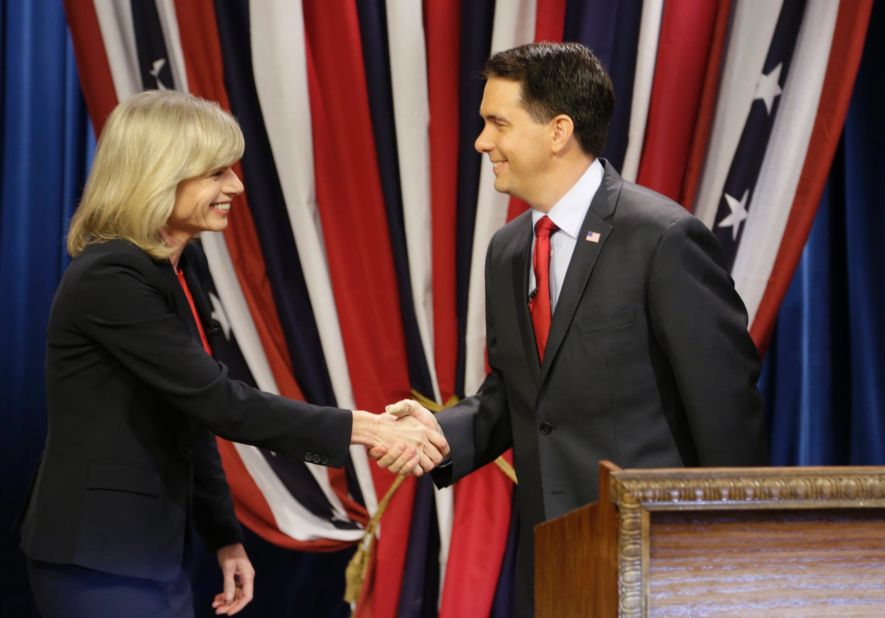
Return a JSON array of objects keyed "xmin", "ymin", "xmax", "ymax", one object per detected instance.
[{"xmin": 166, "ymin": 166, "xmax": 244, "ymax": 239}]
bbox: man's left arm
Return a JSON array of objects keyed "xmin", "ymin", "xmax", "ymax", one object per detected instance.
[{"xmin": 648, "ymin": 216, "xmax": 768, "ymax": 466}]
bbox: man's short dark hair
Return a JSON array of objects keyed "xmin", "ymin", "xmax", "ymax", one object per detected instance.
[{"xmin": 484, "ymin": 42, "xmax": 614, "ymax": 157}]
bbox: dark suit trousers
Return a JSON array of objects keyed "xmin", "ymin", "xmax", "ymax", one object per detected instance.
[{"xmin": 27, "ymin": 559, "xmax": 193, "ymax": 618}]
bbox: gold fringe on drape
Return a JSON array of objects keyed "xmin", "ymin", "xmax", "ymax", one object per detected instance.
[
  {"xmin": 344, "ymin": 391, "xmax": 517, "ymax": 607},
  {"xmin": 344, "ymin": 474, "xmax": 405, "ymax": 604}
]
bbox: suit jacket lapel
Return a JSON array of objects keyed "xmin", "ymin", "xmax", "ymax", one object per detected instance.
[
  {"xmin": 509, "ymin": 213, "xmax": 542, "ymax": 382},
  {"xmin": 540, "ymin": 161, "xmax": 622, "ymax": 384}
]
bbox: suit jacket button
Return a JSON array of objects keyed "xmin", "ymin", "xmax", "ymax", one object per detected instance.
[
  {"xmin": 539, "ymin": 421, "xmax": 552, "ymax": 435},
  {"xmin": 304, "ymin": 451, "xmax": 313, "ymax": 462},
  {"xmin": 321, "ymin": 457, "xmax": 329, "ymax": 465},
  {"xmin": 312, "ymin": 454, "xmax": 322, "ymax": 464}
]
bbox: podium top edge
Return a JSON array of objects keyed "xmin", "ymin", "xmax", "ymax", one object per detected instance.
[{"xmin": 610, "ymin": 465, "xmax": 885, "ymax": 480}]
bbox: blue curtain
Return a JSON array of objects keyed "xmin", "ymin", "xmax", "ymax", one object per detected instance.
[
  {"xmin": 0, "ymin": 1, "xmax": 94, "ymax": 614},
  {"xmin": 760, "ymin": 0, "xmax": 884, "ymax": 466},
  {"xmin": 1, "ymin": 1, "xmax": 883, "ymax": 616}
]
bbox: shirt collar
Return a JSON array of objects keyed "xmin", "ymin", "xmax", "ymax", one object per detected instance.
[{"xmin": 531, "ymin": 158, "xmax": 603, "ymax": 239}]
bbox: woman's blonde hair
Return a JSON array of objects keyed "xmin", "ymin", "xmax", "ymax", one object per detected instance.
[{"xmin": 67, "ymin": 90, "xmax": 244, "ymax": 259}]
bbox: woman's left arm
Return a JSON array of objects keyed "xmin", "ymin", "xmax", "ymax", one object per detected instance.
[{"xmin": 211, "ymin": 542, "xmax": 254, "ymax": 615}]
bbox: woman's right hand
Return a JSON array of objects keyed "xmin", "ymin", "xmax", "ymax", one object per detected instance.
[{"xmin": 350, "ymin": 409, "xmax": 448, "ymax": 476}]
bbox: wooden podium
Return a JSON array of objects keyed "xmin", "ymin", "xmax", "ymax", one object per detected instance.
[{"xmin": 535, "ymin": 461, "xmax": 885, "ymax": 617}]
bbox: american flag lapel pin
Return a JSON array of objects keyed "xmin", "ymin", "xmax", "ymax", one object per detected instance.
[{"xmin": 585, "ymin": 230, "xmax": 601, "ymax": 243}]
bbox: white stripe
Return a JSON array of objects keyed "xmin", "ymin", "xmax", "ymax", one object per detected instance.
[
  {"xmin": 154, "ymin": 0, "xmax": 190, "ymax": 93},
  {"xmin": 384, "ymin": 2, "xmax": 453, "ymax": 589},
  {"xmin": 246, "ymin": 2, "xmax": 348, "ymax": 409},
  {"xmin": 247, "ymin": 0, "xmax": 378, "ymax": 517},
  {"xmin": 619, "ymin": 0, "xmax": 663, "ymax": 182},
  {"xmin": 433, "ymin": 484, "xmax": 453, "ymax": 587},
  {"xmin": 732, "ymin": 0, "xmax": 839, "ymax": 326},
  {"xmin": 92, "ymin": 0, "xmax": 141, "ymax": 100},
  {"xmin": 385, "ymin": 1, "xmax": 442, "ymax": 405},
  {"xmin": 464, "ymin": 0, "xmax": 537, "ymax": 397},
  {"xmin": 692, "ymin": 0, "xmax": 784, "ymax": 227}
]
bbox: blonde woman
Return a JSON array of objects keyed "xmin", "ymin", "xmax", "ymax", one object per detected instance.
[{"xmin": 19, "ymin": 90, "xmax": 447, "ymax": 618}]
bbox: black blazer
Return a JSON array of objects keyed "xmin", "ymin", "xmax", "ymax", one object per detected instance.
[
  {"xmin": 433, "ymin": 162, "xmax": 767, "ymax": 616},
  {"xmin": 20, "ymin": 239, "xmax": 351, "ymax": 582}
]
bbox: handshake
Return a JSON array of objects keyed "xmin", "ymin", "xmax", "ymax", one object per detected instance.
[{"xmin": 351, "ymin": 400, "xmax": 448, "ymax": 477}]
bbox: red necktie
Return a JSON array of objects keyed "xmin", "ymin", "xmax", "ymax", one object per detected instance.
[{"xmin": 530, "ymin": 216, "xmax": 558, "ymax": 361}]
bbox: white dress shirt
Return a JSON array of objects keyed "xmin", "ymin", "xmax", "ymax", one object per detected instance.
[{"xmin": 529, "ymin": 158, "xmax": 603, "ymax": 312}]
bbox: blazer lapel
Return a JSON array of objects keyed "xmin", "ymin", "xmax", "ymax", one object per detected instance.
[
  {"xmin": 540, "ymin": 161, "xmax": 622, "ymax": 384},
  {"xmin": 182, "ymin": 261, "xmax": 213, "ymax": 331},
  {"xmin": 165, "ymin": 246, "xmax": 214, "ymax": 344}
]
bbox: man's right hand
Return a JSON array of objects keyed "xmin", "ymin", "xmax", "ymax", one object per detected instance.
[
  {"xmin": 351, "ymin": 406, "xmax": 448, "ymax": 476},
  {"xmin": 368, "ymin": 400, "xmax": 450, "ymax": 473}
]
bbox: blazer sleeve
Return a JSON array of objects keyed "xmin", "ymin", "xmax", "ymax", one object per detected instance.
[
  {"xmin": 433, "ymin": 234, "xmax": 513, "ymax": 487},
  {"xmin": 648, "ymin": 216, "xmax": 768, "ymax": 465},
  {"xmin": 72, "ymin": 251, "xmax": 352, "ymax": 467},
  {"xmin": 191, "ymin": 430, "xmax": 243, "ymax": 552}
]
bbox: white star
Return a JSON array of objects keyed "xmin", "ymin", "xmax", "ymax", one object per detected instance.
[
  {"xmin": 718, "ymin": 188, "xmax": 750, "ymax": 240},
  {"xmin": 150, "ymin": 58, "xmax": 169, "ymax": 91},
  {"xmin": 209, "ymin": 291, "xmax": 233, "ymax": 340},
  {"xmin": 754, "ymin": 63, "xmax": 782, "ymax": 114}
]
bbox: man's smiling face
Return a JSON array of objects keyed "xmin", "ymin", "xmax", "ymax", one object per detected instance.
[{"xmin": 474, "ymin": 77, "xmax": 555, "ymax": 207}]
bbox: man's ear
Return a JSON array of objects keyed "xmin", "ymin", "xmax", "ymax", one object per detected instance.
[{"xmin": 550, "ymin": 114, "xmax": 575, "ymax": 154}]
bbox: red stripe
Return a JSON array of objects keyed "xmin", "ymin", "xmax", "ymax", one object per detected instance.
[
  {"xmin": 751, "ymin": 0, "xmax": 873, "ymax": 352},
  {"xmin": 62, "ymin": 0, "xmax": 118, "ymax": 132},
  {"xmin": 425, "ymin": 0, "xmax": 461, "ymax": 402},
  {"xmin": 301, "ymin": 1, "xmax": 417, "ymax": 614},
  {"xmin": 680, "ymin": 0, "xmax": 732, "ymax": 211},
  {"xmin": 534, "ymin": 0, "xmax": 567, "ymax": 42},
  {"xmin": 506, "ymin": 196, "xmax": 531, "ymax": 222},
  {"xmin": 439, "ymin": 455, "xmax": 514, "ymax": 618},
  {"xmin": 636, "ymin": 0, "xmax": 719, "ymax": 202}
]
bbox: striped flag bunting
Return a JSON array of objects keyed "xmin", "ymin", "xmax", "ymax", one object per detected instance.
[{"xmin": 62, "ymin": 0, "xmax": 871, "ymax": 615}]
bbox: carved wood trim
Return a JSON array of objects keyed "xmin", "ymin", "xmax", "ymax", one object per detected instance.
[
  {"xmin": 608, "ymin": 467, "xmax": 885, "ymax": 616},
  {"xmin": 617, "ymin": 491, "xmax": 642, "ymax": 617},
  {"xmin": 609, "ymin": 467, "xmax": 885, "ymax": 510}
]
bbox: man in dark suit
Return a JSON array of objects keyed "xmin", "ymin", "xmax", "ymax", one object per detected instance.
[{"xmin": 378, "ymin": 42, "xmax": 767, "ymax": 616}]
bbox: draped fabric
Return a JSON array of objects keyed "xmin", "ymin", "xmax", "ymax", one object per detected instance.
[
  {"xmin": 0, "ymin": 2, "xmax": 95, "ymax": 614},
  {"xmin": 1, "ymin": 1, "xmax": 881, "ymax": 617},
  {"xmin": 760, "ymin": 0, "xmax": 885, "ymax": 466}
]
